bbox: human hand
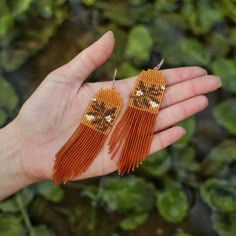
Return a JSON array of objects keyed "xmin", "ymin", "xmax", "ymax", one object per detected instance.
[{"xmin": 12, "ymin": 31, "xmax": 221, "ymax": 184}]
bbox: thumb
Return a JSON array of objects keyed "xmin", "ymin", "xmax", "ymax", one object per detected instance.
[{"xmin": 48, "ymin": 31, "xmax": 115, "ymax": 84}]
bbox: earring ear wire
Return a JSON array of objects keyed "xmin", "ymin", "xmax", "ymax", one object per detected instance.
[
  {"xmin": 112, "ymin": 68, "xmax": 117, "ymax": 88},
  {"xmin": 154, "ymin": 58, "xmax": 164, "ymax": 70}
]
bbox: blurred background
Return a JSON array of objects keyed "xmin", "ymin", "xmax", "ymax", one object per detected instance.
[{"xmin": 0, "ymin": 0, "xmax": 236, "ymax": 236}]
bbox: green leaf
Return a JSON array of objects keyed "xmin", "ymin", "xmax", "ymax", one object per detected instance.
[
  {"xmin": 157, "ymin": 186, "xmax": 188, "ymax": 223},
  {"xmin": 228, "ymin": 29, "xmax": 236, "ymax": 47},
  {"xmin": 0, "ymin": 109, "xmax": 7, "ymax": 126},
  {"xmin": 28, "ymin": 197, "xmax": 48, "ymax": 219},
  {"xmin": 181, "ymin": 0, "xmax": 223, "ymax": 35},
  {"xmin": 172, "ymin": 146, "xmax": 199, "ymax": 178},
  {"xmin": 206, "ymin": 33, "xmax": 230, "ymax": 58},
  {"xmin": 213, "ymin": 99, "xmax": 236, "ymax": 134},
  {"xmin": 101, "ymin": 176, "xmax": 156, "ymax": 213},
  {"xmin": 82, "ymin": 186, "xmax": 99, "ymax": 203},
  {"xmin": 0, "ymin": 214, "xmax": 25, "ymax": 236},
  {"xmin": 202, "ymin": 140, "xmax": 236, "ymax": 175},
  {"xmin": 34, "ymin": 0, "xmax": 54, "ymax": 18},
  {"xmin": 175, "ymin": 232, "xmax": 192, "ymax": 236},
  {"xmin": 0, "ymin": 1, "xmax": 68, "ymax": 72},
  {"xmin": 154, "ymin": 0, "xmax": 178, "ymax": 11},
  {"xmin": 200, "ymin": 178, "xmax": 236, "ymax": 212},
  {"xmin": 0, "ymin": 75, "xmax": 19, "ymax": 113},
  {"xmin": 214, "ymin": 1, "xmax": 236, "ymax": 22},
  {"xmin": 0, "ymin": 188, "xmax": 33, "ymax": 213},
  {"xmin": 97, "ymin": 3, "xmax": 154, "ymax": 27},
  {"xmin": 13, "ymin": 0, "xmax": 33, "ymax": 15},
  {"xmin": 174, "ymin": 117, "xmax": 196, "ymax": 147},
  {"xmin": 151, "ymin": 13, "xmax": 185, "ymax": 49},
  {"xmin": 118, "ymin": 62, "xmax": 139, "ymax": 79},
  {"xmin": 0, "ymin": 198, "xmax": 18, "ymax": 213},
  {"xmin": 0, "ymin": 48, "xmax": 31, "ymax": 72},
  {"xmin": 0, "ymin": 0, "xmax": 33, "ymax": 38},
  {"xmin": 164, "ymin": 38, "xmax": 210, "ymax": 66},
  {"xmin": 0, "ymin": 14, "xmax": 13, "ymax": 37},
  {"xmin": 66, "ymin": 204, "xmax": 98, "ymax": 235},
  {"xmin": 19, "ymin": 188, "xmax": 34, "ymax": 208},
  {"xmin": 32, "ymin": 225, "xmax": 53, "ymax": 236},
  {"xmin": 126, "ymin": 25, "xmax": 153, "ymax": 62},
  {"xmin": 141, "ymin": 149, "xmax": 171, "ymax": 177},
  {"xmin": 34, "ymin": 180, "xmax": 64, "ymax": 202},
  {"xmin": 211, "ymin": 59, "xmax": 236, "ymax": 93},
  {"xmin": 119, "ymin": 212, "xmax": 148, "ymax": 231},
  {"xmin": 81, "ymin": 0, "xmax": 96, "ymax": 7},
  {"xmin": 129, "ymin": 0, "xmax": 147, "ymax": 6},
  {"xmin": 96, "ymin": 3, "xmax": 136, "ymax": 27},
  {"xmin": 211, "ymin": 211, "xmax": 236, "ymax": 236}
]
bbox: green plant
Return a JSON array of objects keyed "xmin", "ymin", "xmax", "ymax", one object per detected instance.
[{"xmin": 1, "ymin": 0, "xmax": 236, "ymax": 235}]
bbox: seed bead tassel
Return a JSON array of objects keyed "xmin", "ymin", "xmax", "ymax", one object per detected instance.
[
  {"xmin": 108, "ymin": 69, "xmax": 166, "ymax": 175},
  {"xmin": 53, "ymin": 88, "xmax": 121, "ymax": 186}
]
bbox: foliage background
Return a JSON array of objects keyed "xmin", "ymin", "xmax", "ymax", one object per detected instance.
[{"xmin": 0, "ymin": 0, "xmax": 236, "ymax": 235}]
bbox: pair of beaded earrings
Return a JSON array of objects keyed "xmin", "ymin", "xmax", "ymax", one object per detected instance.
[{"xmin": 53, "ymin": 60, "xmax": 166, "ymax": 186}]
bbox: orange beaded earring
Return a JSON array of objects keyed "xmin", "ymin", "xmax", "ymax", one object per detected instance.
[
  {"xmin": 53, "ymin": 70, "xmax": 121, "ymax": 186},
  {"xmin": 108, "ymin": 60, "xmax": 166, "ymax": 175}
]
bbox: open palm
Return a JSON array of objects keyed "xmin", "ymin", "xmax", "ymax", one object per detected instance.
[{"xmin": 15, "ymin": 31, "xmax": 220, "ymax": 182}]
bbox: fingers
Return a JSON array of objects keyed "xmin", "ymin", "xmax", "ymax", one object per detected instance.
[
  {"xmin": 91, "ymin": 66, "xmax": 208, "ymax": 101},
  {"xmin": 112, "ymin": 66, "xmax": 207, "ymax": 90},
  {"xmin": 155, "ymin": 95, "xmax": 208, "ymax": 132},
  {"xmin": 48, "ymin": 31, "xmax": 115, "ymax": 84},
  {"xmin": 162, "ymin": 66, "xmax": 207, "ymax": 86},
  {"xmin": 161, "ymin": 75, "xmax": 221, "ymax": 109},
  {"xmin": 149, "ymin": 126, "xmax": 186, "ymax": 154}
]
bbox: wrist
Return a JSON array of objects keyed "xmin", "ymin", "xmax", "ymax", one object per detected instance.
[{"xmin": 0, "ymin": 120, "xmax": 35, "ymax": 200}]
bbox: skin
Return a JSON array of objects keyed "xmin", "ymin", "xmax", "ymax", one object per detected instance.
[{"xmin": 0, "ymin": 31, "xmax": 221, "ymax": 200}]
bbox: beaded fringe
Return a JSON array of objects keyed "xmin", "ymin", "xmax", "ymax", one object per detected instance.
[
  {"xmin": 53, "ymin": 124, "xmax": 107, "ymax": 186},
  {"xmin": 109, "ymin": 107, "xmax": 157, "ymax": 175}
]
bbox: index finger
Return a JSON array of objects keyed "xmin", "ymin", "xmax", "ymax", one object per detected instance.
[
  {"xmin": 121, "ymin": 66, "xmax": 207, "ymax": 87},
  {"xmin": 91, "ymin": 66, "xmax": 207, "ymax": 92}
]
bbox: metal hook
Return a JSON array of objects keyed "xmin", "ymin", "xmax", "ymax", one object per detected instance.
[
  {"xmin": 112, "ymin": 68, "xmax": 117, "ymax": 88},
  {"xmin": 155, "ymin": 58, "xmax": 164, "ymax": 70}
]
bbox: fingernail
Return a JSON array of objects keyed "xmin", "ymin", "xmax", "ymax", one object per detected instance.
[
  {"xmin": 193, "ymin": 67, "xmax": 207, "ymax": 77},
  {"xmin": 217, "ymin": 76, "xmax": 222, "ymax": 87},
  {"xmin": 180, "ymin": 127, "xmax": 186, "ymax": 135},
  {"xmin": 204, "ymin": 69, "xmax": 208, "ymax": 76},
  {"xmin": 107, "ymin": 30, "xmax": 114, "ymax": 37}
]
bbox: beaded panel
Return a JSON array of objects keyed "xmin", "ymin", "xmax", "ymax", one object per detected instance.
[
  {"xmin": 129, "ymin": 69, "xmax": 165, "ymax": 113},
  {"xmin": 81, "ymin": 88, "xmax": 121, "ymax": 135}
]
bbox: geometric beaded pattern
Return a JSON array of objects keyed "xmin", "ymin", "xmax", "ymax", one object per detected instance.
[
  {"xmin": 129, "ymin": 69, "xmax": 166, "ymax": 113},
  {"xmin": 81, "ymin": 88, "xmax": 121, "ymax": 135}
]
